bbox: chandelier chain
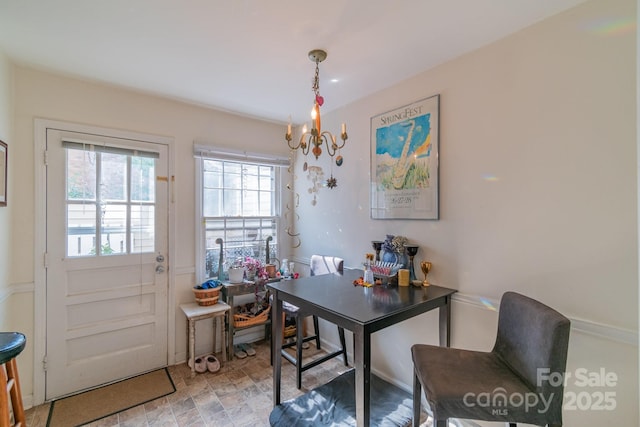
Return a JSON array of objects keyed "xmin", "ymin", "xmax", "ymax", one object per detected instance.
[{"xmin": 312, "ymin": 60, "xmax": 320, "ymax": 96}]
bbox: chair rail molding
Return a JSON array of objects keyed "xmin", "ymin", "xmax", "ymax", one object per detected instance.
[
  {"xmin": 281, "ymin": 258, "xmax": 637, "ymax": 346},
  {"xmin": 453, "ymin": 292, "xmax": 637, "ymax": 346},
  {"xmin": 0, "ymin": 282, "xmax": 35, "ymax": 304}
]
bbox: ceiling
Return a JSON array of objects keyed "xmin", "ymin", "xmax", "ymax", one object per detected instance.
[{"xmin": 0, "ymin": 0, "xmax": 587, "ymax": 125}]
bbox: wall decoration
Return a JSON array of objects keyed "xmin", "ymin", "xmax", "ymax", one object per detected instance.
[
  {"xmin": 0, "ymin": 140, "xmax": 6, "ymax": 207},
  {"xmin": 307, "ymin": 165, "xmax": 324, "ymax": 206},
  {"xmin": 370, "ymin": 95, "xmax": 439, "ymax": 219}
]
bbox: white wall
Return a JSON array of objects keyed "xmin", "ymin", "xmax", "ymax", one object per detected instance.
[
  {"xmin": 1, "ymin": 0, "xmax": 637, "ymax": 424},
  {"xmin": 10, "ymin": 66, "xmax": 289, "ymax": 403},
  {"xmin": 291, "ymin": 0, "xmax": 638, "ymax": 425},
  {"xmin": 0, "ymin": 50, "xmax": 12, "ymax": 326}
]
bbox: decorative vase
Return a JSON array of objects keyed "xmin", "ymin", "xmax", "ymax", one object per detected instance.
[
  {"xmin": 228, "ymin": 267, "xmax": 244, "ymax": 284},
  {"xmin": 382, "ymin": 251, "xmax": 406, "ymax": 267}
]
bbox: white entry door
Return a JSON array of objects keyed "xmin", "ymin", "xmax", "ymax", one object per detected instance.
[{"xmin": 45, "ymin": 128, "xmax": 169, "ymax": 400}]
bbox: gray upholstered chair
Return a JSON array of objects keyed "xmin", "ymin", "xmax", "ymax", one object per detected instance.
[
  {"xmin": 411, "ymin": 291, "xmax": 571, "ymax": 427},
  {"xmin": 280, "ymin": 255, "xmax": 348, "ymax": 389}
]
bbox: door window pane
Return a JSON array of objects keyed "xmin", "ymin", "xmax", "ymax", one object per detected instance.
[
  {"xmin": 131, "ymin": 157, "xmax": 155, "ymax": 202},
  {"xmin": 67, "ymin": 150, "xmax": 96, "ymax": 201},
  {"xmin": 67, "ymin": 204, "xmax": 97, "ymax": 256},
  {"xmin": 131, "ymin": 205, "xmax": 155, "ymax": 253},
  {"xmin": 101, "ymin": 153, "xmax": 127, "ymax": 201},
  {"xmin": 65, "ymin": 146, "xmax": 157, "ymax": 257},
  {"xmin": 101, "ymin": 204, "xmax": 127, "ymax": 255}
]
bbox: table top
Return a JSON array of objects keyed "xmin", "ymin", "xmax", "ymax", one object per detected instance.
[
  {"xmin": 179, "ymin": 301, "xmax": 230, "ymax": 317},
  {"xmin": 268, "ymin": 269, "xmax": 456, "ymax": 330}
]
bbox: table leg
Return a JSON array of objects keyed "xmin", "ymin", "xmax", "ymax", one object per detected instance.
[
  {"xmin": 227, "ymin": 295, "xmax": 235, "ymax": 359},
  {"xmin": 439, "ymin": 295, "xmax": 451, "ymax": 347},
  {"xmin": 188, "ymin": 318, "xmax": 196, "ymax": 377},
  {"xmin": 353, "ymin": 325, "xmax": 371, "ymax": 427},
  {"xmin": 213, "ymin": 316, "xmax": 218, "ymax": 359},
  {"xmin": 222, "ymin": 311, "xmax": 228, "ymax": 362},
  {"xmin": 272, "ymin": 292, "xmax": 283, "ymax": 406}
]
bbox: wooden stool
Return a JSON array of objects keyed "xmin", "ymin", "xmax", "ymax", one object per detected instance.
[
  {"xmin": 0, "ymin": 332, "xmax": 26, "ymax": 427},
  {"xmin": 179, "ymin": 302, "xmax": 230, "ymax": 376}
]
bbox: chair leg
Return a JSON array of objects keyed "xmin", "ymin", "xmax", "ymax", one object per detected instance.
[
  {"xmin": 6, "ymin": 359, "xmax": 25, "ymax": 427},
  {"xmin": 338, "ymin": 327, "xmax": 348, "ymax": 366},
  {"xmin": 296, "ymin": 314, "xmax": 304, "ymax": 389},
  {"xmin": 312, "ymin": 315, "xmax": 321, "ymax": 349},
  {"xmin": 0, "ymin": 364, "xmax": 11, "ymax": 427},
  {"xmin": 412, "ymin": 369, "xmax": 421, "ymax": 427}
]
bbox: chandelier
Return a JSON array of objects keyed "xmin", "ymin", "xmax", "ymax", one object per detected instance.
[{"xmin": 286, "ymin": 49, "xmax": 347, "ymax": 161}]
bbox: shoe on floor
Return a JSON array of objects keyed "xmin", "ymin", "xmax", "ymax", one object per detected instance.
[
  {"xmin": 234, "ymin": 345, "xmax": 247, "ymax": 359},
  {"xmin": 206, "ymin": 355, "xmax": 220, "ymax": 373},
  {"xmin": 239, "ymin": 343, "xmax": 256, "ymax": 356},
  {"xmin": 188, "ymin": 356, "xmax": 207, "ymax": 373}
]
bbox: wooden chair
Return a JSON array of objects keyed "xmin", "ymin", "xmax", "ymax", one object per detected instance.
[
  {"xmin": 411, "ymin": 292, "xmax": 570, "ymax": 427},
  {"xmin": 280, "ymin": 255, "xmax": 348, "ymax": 389}
]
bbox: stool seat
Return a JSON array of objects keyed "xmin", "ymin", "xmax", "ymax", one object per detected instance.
[{"xmin": 0, "ymin": 333, "xmax": 26, "ymax": 365}]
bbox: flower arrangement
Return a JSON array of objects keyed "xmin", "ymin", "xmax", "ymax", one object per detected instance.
[
  {"xmin": 382, "ymin": 234, "xmax": 408, "ymax": 254},
  {"xmin": 241, "ymin": 256, "xmax": 268, "ymax": 281}
]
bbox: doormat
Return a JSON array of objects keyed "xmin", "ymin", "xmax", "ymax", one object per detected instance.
[{"xmin": 46, "ymin": 368, "xmax": 175, "ymax": 427}]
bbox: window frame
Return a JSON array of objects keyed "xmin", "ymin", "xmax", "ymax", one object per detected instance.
[{"xmin": 194, "ymin": 146, "xmax": 289, "ymax": 282}]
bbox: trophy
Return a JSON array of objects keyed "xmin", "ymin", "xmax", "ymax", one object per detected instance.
[
  {"xmin": 403, "ymin": 244, "xmax": 419, "ymax": 281},
  {"xmin": 420, "ymin": 261, "xmax": 432, "ymax": 286}
]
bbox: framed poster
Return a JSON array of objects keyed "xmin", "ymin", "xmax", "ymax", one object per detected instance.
[
  {"xmin": 370, "ymin": 94, "xmax": 439, "ymax": 219},
  {"xmin": 0, "ymin": 140, "xmax": 6, "ymax": 207}
]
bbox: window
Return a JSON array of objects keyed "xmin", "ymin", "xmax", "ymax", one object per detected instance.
[
  {"xmin": 64, "ymin": 141, "xmax": 157, "ymax": 257},
  {"xmin": 195, "ymin": 146, "xmax": 289, "ymax": 280}
]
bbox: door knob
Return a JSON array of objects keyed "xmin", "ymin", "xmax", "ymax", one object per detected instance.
[{"xmin": 155, "ymin": 265, "xmax": 165, "ymax": 274}]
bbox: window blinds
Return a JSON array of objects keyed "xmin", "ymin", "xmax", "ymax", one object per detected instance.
[{"xmin": 193, "ymin": 143, "xmax": 290, "ymax": 167}]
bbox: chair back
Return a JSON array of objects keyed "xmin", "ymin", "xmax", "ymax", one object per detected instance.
[
  {"xmin": 492, "ymin": 292, "xmax": 570, "ymax": 412},
  {"xmin": 310, "ymin": 255, "xmax": 344, "ymax": 276}
]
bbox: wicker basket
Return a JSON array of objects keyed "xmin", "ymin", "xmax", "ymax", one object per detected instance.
[
  {"xmin": 283, "ymin": 325, "xmax": 297, "ymax": 338},
  {"xmin": 234, "ymin": 305, "xmax": 271, "ymax": 328},
  {"xmin": 195, "ymin": 295, "xmax": 220, "ymax": 306},
  {"xmin": 193, "ymin": 287, "xmax": 221, "ymax": 306}
]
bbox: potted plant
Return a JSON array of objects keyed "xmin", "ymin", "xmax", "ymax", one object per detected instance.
[{"xmin": 242, "ymin": 256, "xmax": 267, "ymax": 282}]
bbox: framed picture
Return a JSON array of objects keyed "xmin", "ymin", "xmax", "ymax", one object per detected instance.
[
  {"xmin": 370, "ymin": 94, "xmax": 439, "ymax": 220},
  {"xmin": 0, "ymin": 140, "xmax": 6, "ymax": 207}
]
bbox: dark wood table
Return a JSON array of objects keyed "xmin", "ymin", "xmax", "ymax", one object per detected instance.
[{"xmin": 268, "ymin": 269, "xmax": 457, "ymax": 427}]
